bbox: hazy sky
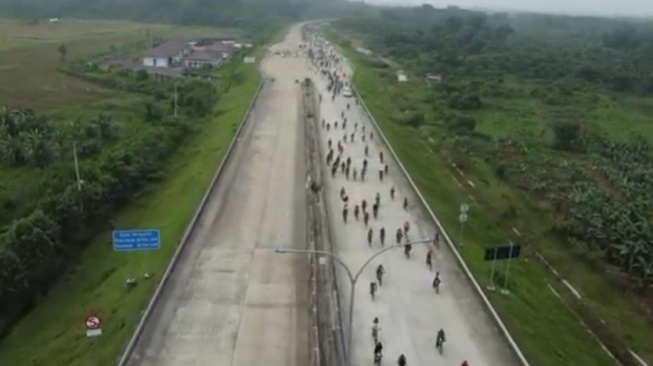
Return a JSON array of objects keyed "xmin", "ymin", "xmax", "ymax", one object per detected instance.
[{"xmin": 362, "ymin": 0, "xmax": 653, "ymax": 17}]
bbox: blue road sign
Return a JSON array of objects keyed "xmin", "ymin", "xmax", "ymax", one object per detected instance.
[{"xmin": 112, "ymin": 229, "xmax": 160, "ymax": 252}]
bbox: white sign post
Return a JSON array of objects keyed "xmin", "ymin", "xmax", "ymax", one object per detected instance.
[
  {"xmin": 459, "ymin": 203, "xmax": 469, "ymax": 247},
  {"xmin": 85, "ymin": 315, "xmax": 102, "ymax": 338}
]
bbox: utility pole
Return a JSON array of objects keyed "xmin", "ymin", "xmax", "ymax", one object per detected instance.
[
  {"xmin": 174, "ymin": 82, "xmax": 178, "ymax": 118},
  {"xmin": 73, "ymin": 141, "xmax": 82, "ymax": 191}
]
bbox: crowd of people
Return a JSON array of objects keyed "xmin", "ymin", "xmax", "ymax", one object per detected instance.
[{"xmin": 305, "ymin": 31, "xmax": 470, "ymax": 366}]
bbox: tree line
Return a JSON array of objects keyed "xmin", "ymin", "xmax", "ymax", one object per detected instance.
[
  {"xmin": 0, "ymin": 63, "xmax": 221, "ymax": 337},
  {"xmin": 339, "ymin": 6, "xmax": 653, "ymax": 95},
  {"xmin": 0, "ymin": 0, "xmax": 363, "ymax": 32}
]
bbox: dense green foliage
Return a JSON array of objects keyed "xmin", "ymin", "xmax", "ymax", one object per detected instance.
[
  {"xmin": 334, "ymin": 9, "xmax": 653, "ymax": 365},
  {"xmin": 337, "ymin": 6, "xmax": 653, "ymax": 289},
  {"xmin": 0, "ymin": 62, "xmax": 222, "ymax": 336},
  {"xmin": 0, "ymin": 0, "xmax": 364, "ymax": 35}
]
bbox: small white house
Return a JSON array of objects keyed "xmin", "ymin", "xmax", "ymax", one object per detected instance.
[{"xmin": 143, "ymin": 39, "xmax": 190, "ymax": 68}]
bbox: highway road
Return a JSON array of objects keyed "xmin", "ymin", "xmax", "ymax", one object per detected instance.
[
  {"xmin": 125, "ymin": 25, "xmax": 310, "ymax": 366},
  {"xmin": 309, "ymin": 37, "xmax": 520, "ymax": 366}
]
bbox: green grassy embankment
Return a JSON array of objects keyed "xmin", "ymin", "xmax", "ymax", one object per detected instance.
[{"xmin": 0, "ymin": 54, "xmax": 261, "ymax": 366}]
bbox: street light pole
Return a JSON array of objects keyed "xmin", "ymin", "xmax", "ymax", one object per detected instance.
[
  {"xmin": 73, "ymin": 141, "xmax": 82, "ymax": 191},
  {"xmin": 274, "ymin": 237, "xmax": 432, "ymax": 366}
]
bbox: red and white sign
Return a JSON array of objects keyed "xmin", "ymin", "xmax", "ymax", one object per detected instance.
[{"xmin": 84, "ymin": 315, "xmax": 101, "ymax": 330}]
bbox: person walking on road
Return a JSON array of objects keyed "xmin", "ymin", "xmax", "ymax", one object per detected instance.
[
  {"xmin": 374, "ymin": 341, "xmax": 383, "ymax": 364},
  {"xmin": 396, "ymin": 228, "xmax": 403, "ymax": 244},
  {"xmin": 397, "ymin": 354, "xmax": 407, "ymax": 366},
  {"xmin": 379, "ymin": 227, "xmax": 385, "ymax": 246},
  {"xmin": 390, "ymin": 186, "xmax": 395, "ymax": 200},
  {"xmin": 372, "ymin": 203, "xmax": 379, "ymax": 219},
  {"xmin": 342, "ymin": 204, "xmax": 348, "ymax": 223},
  {"xmin": 379, "ymin": 151, "xmax": 384, "ymax": 164},
  {"xmin": 367, "ymin": 228, "xmax": 373, "ymax": 247},
  {"xmin": 426, "ymin": 247, "xmax": 434, "ymax": 270},
  {"xmin": 364, "ymin": 211, "xmax": 370, "ymax": 226}
]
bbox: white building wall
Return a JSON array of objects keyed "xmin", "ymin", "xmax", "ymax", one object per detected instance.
[{"xmin": 143, "ymin": 57, "xmax": 169, "ymax": 68}]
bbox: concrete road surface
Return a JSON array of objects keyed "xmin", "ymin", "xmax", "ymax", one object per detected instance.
[
  {"xmin": 125, "ymin": 25, "xmax": 309, "ymax": 366},
  {"xmin": 310, "ymin": 41, "xmax": 520, "ymax": 366}
]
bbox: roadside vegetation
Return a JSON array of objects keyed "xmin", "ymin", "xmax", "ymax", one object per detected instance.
[
  {"xmin": 0, "ymin": 18, "xmax": 264, "ymax": 365},
  {"xmin": 327, "ymin": 7, "xmax": 653, "ymax": 366}
]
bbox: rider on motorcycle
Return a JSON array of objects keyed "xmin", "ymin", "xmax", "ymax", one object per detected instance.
[
  {"xmin": 372, "ymin": 317, "xmax": 381, "ymax": 341},
  {"xmin": 376, "ymin": 264, "xmax": 385, "ymax": 286},
  {"xmin": 433, "ymin": 272, "xmax": 441, "ymax": 292}
]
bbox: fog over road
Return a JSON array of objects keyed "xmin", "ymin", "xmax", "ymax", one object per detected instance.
[
  {"xmin": 309, "ymin": 36, "xmax": 520, "ymax": 366},
  {"xmin": 125, "ymin": 24, "xmax": 310, "ymax": 366}
]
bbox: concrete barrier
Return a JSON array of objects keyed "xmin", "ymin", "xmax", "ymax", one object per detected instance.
[
  {"xmin": 116, "ymin": 72, "xmax": 265, "ymax": 366},
  {"xmin": 351, "ymin": 84, "xmax": 531, "ymax": 366},
  {"xmin": 303, "ymin": 78, "xmax": 347, "ymax": 366}
]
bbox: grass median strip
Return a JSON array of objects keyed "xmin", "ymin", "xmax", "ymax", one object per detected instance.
[
  {"xmin": 0, "ymin": 60, "xmax": 261, "ymax": 366},
  {"xmin": 335, "ymin": 40, "xmax": 618, "ymax": 366}
]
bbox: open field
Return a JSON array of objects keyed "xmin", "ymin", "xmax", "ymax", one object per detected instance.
[
  {"xmin": 0, "ymin": 18, "xmax": 238, "ymax": 109},
  {"xmin": 326, "ymin": 29, "xmax": 653, "ymax": 366},
  {"xmin": 0, "ymin": 18, "xmax": 240, "ymax": 231},
  {"xmin": 0, "ymin": 52, "xmax": 262, "ymax": 366}
]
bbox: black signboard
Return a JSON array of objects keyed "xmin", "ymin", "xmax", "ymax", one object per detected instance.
[{"xmin": 484, "ymin": 244, "xmax": 521, "ymax": 261}]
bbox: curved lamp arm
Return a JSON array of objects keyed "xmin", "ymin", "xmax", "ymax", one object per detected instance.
[{"xmin": 274, "ymin": 237, "xmax": 432, "ymax": 284}]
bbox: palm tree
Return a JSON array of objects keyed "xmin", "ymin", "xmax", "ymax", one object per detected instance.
[
  {"xmin": 92, "ymin": 114, "xmax": 118, "ymax": 140},
  {"xmin": 0, "ymin": 134, "xmax": 26, "ymax": 166},
  {"xmin": 22, "ymin": 129, "xmax": 56, "ymax": 168}
]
